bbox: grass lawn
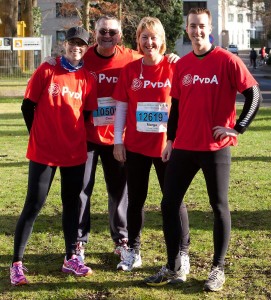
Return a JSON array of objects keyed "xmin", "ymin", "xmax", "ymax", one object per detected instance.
[{"xmin": 0, "ymin": 98, "xmax": 270, "ymax": 300}]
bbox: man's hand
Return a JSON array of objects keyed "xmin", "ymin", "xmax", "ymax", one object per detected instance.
[
  {"xmin": 213, "ymin": 126, "xmax": 238, "ymax": 140},
  {"xmin": 44, "ymin": 56, "xmax": 56, "ymax": 66}
]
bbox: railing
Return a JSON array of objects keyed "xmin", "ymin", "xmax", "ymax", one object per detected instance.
[
  {"xmin": 0, "ymin": 35, "xmax": 52, "ymax": 97},
  {"xmin": 0, "ymin": 50, "xmax": 41, "ymax": 76}
]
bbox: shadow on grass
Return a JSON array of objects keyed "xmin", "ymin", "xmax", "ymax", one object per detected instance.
[
  {"xmin": 0, "ymin": 161, "xmax": 28, "ymax": 168},
  {"xmin": 0, "ymin": 113, "xmax": 23, "ymax": 120},
  {"xmin": 248, "ymin": 125, "xmax": 271, "ymax": 131},
  {"xmin": 0, "ymin": 130, "xmax": 28, "ymax": 136},
  {"xmin": 232, "ymin": 156, "xmax": 271, "ymax": 162},
  {"xmin": 0, "ymin": 253, "xmax": 204, "ymax": 296},
  {"xmin": 1, "ymin": 209, "xmax": 270, "ymax": 237},
  {"xmin": 0, "ymin": 124, "xmax": 25, "ymax": 127}
]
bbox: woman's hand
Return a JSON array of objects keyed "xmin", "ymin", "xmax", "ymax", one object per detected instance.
[
  {"xmin": 165, "ymin": 53, "xmax": 180, "ymax": 63},
  {"xmin": 113, "ymin": 144, "xmax": 126, "ymax": 162},
  {"xmin": 162, "ymin": 140, "xmax": 173, "ymax": 162}
]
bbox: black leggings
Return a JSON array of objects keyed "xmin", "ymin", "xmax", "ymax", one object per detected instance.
[
  {"xmin": 13, "ymin": 160, "xmax": 85, "ymax": 262},
  {"xmin": 125, "ymin": 151, "xmax": 190, "ymax": 253},
  {"xmin": 78, "ymin": 142, "xmax": 127, "ymax": 244},
  {"xmin": 162, "ymin": 148, "xmax": 231, "ymax": 271}
]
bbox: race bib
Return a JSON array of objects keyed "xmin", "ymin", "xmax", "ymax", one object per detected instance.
[
  {"xmin": 93, "ymin": 97, "xmax": 116, "ymax": 126},
  {"xmin": 136, "ymin": 102, "xmax": 168, "ymax": 133}
]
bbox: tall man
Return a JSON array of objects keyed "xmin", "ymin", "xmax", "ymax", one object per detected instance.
[{"xmin": 144, "ymin": 8, "xmax": 262, "ymax": 292}]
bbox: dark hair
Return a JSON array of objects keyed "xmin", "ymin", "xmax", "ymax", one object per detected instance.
[{"xmin": 186, "ymin": 8, "xmax": 212, "ymax": 25}]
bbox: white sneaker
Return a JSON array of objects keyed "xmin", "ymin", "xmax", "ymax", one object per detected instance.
[
  {"xmin": 180, "ymin": 252, "xmax": 190, "ymax": 275},
  {"xmin": 76, "ymin": 242, "xmax": 85, "ymax": 263},
  {"xmin": 204, "ymin": 266, "xmax": 225, "ymax": 292},
  {"xmin": 117, "ymin": 249, "xmax": 142, "ymax": 271}
]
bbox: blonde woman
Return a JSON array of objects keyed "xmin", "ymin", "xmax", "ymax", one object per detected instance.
[{"xmin": 113, "ymin": 17, "xmax": 190, "ymax": 279}]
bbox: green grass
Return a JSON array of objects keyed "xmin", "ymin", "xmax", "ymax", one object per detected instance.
[{"xmin": 0, "ymin": 98, "xmax": 270, "ymax": 300}]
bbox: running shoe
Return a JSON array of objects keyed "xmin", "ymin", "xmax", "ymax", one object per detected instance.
[
  {"xmin": 203, "ymin": 266, "xmax": 225, "ymax": 292},
  {"xmin": 180, "ymin": 251, "xmax": 190, "ymax": 276},
  {"xmin": 62, "ymin": 255, "xmax": 92, "ymax": 276},
  {"xmin": 76, "ymin": 241, "xmax": 85, "ymax": 263},
  {"xmin": 117, "ymin": 248, "xmax": 142, "ymax": 271},
  {"xmin": 144, "ymin": 265, "xmax": 186, "ymax": 286},
  {"xmin": 10, "ymin": 261, "xmax": 29, "ymax": 286},
  {"xmin": 114, "ymin": 239, "xmax": 128, "ymax": 257}
]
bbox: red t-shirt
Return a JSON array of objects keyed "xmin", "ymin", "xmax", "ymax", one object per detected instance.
[
  {"xmin": 171, "ymin": 47, "xmax": 258, "ymax": 151},
  {"xmin": 83, "ymin": 45, "xmax": 142, "ymax": 145},
  {"xmin": 113, "ymin": 57, "xmax": 174, "ymax": 157},
  {"xmin": 25, "ymin": 59, "xmax": 98, "ymax": 166}
]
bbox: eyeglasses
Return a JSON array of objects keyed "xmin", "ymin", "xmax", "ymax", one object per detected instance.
[
  {"xmin": 98, "ymin": 29, "xmax": 119, "ymax": 37},
  {"xmin": 67, "ymin": 40, "xmax": 88, "ymax": 47}
]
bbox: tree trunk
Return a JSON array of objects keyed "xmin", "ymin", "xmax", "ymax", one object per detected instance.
[
  {"xmin": 82, "ymin": 0, "xmax": 90, "ymax": 31},
  {"xmin": 0, "ymin": 0, "xmax": 18, "ymax": 75},
  {"xmin": 21, "ymin": 0, "xmax": 34, "ymax": 70}
]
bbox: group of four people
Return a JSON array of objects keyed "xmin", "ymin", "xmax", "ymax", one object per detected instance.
[{"xmin": 10, "ymin": 7, "xmax": 261, "ymax": 293}]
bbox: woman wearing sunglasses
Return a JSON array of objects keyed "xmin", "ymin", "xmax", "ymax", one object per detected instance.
[{"xmin": 113, "ymin": 17, "xmax": 190, "ymax": 278}]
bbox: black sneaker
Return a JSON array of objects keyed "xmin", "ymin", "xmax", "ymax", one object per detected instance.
[
  {"xmin": 204, "ymin": 266, "xmax": 225, "ymax": 292},
  {"xmin": 144, "ymin": 265, "xmax": 186, "ymax": 286}
]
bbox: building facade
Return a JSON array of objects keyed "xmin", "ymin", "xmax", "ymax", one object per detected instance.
[
  {"xmin": 175, "ymin": 0, "xmax": 264, "ymax": 57},
  {"xmin": 36, "ymin": 0, "xmax": 265, "ymax": 56},
  {"xmin": 37, "ymin": 0, "xmax": 83, "ymax": 55}
]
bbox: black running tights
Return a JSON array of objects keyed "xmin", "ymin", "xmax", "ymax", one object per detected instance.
[
  {"xmin": 161, "ymin": 148, "xmax": 231, "ymax": 271},
  {"xmin": 12, "ymin": 160, "xmax": 85, "ymax": 262}
]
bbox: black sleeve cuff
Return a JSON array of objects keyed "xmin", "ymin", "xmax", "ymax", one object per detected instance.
[{"xmin": 233, "ymin": 123, "xmax": 246, "ymax": 134}]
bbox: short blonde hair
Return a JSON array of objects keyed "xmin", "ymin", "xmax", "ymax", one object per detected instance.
[{"xmin": 136, "ymin": 17, "xmax": 166, "ymax": 55}]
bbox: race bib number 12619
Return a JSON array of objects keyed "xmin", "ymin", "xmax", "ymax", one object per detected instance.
[{"xmin": 136, "ymin": 102, "xmax": 168, "ymax": 133}]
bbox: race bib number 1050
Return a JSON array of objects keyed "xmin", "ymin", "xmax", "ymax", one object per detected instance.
[{"xmin": 93, "ymin": 97, "xmax": 116, "ymax": 126}]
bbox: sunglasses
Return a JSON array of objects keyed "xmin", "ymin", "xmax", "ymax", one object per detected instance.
[
  {"xmin": 98, "ymin": 29, "xmax": 119, "ymax": 37},
  {"xmin": 67, "ymin": 40, "xmax": 88, "ymax": 47}
]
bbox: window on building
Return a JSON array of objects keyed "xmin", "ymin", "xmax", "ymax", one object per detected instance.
[
  {"xmin": 56, "ymin": 30, "xmax": 66, "ymax": 43},
  {"xmin": 237, "ymin": 0, "xmax": 245, "ymax": 6},
  {"xmin": 246, "ymin": 14, "xmax": 251, "ymax": 22},
  {"xmin": 183, "ymin": 1, "xmax": 207, "ymax": 16},
  {"xmin": 237, "ymin": 14, "xmax": 243, "ymax": 22},
  {"xmin": 228, "ymin": 14, "xmax": 234, "ymax": 22},
  {"xmin": 56, "ymin": 2, "xmax": 77, "ymax": 18}
]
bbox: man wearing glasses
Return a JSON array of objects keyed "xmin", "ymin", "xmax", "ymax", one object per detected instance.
[
  {"xmin": 76, "ymin": 16, "xmax": 141, "ymax": 261},
  {"xmin": 68, "ymin": 16, "xmax": 180, "ymax": 263}
]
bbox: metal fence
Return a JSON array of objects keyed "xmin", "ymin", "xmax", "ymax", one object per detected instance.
[
  {"xmin": 0, "ymin": 36, "xmax": 52, "ymax": 80},
  {"xmin": 0, "ymin": 36, "xmax": 52, "ymax": 97},
  {"xmin": 0, "ymin": 50, "xmax": 41, "ymax": 76}
]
